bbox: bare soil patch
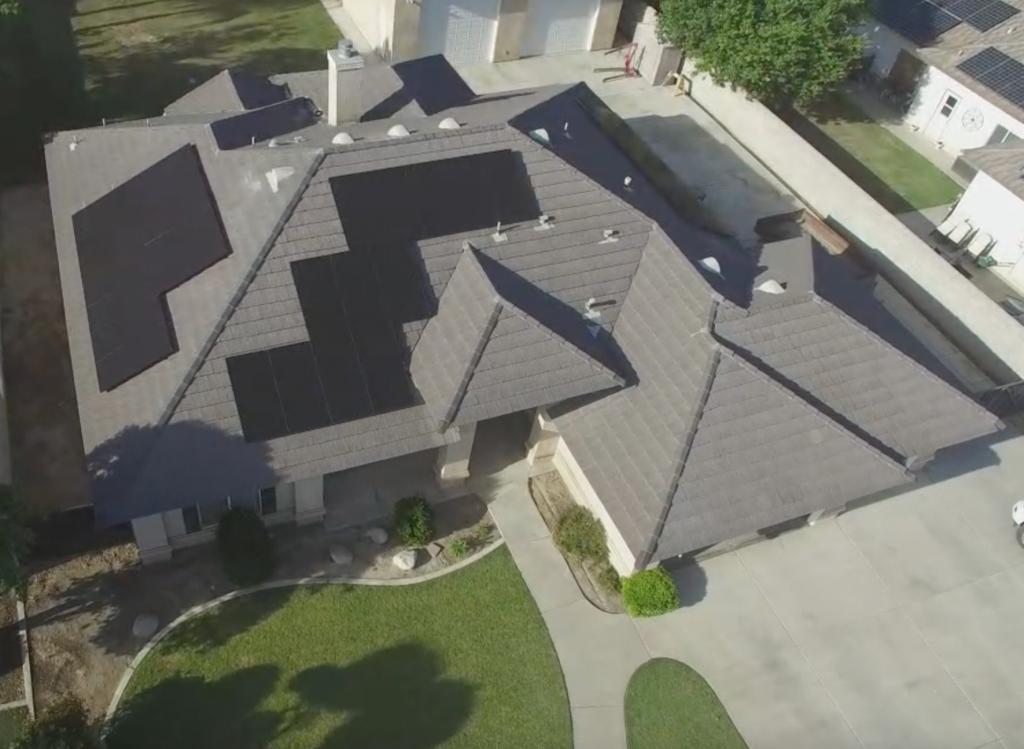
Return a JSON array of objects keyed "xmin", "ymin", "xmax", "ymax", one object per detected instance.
[
  {"xmin": 26, "ymin": 494, "xmax": 495, "ymax": 719},
  {"xmin": 529, "ymin": 472, "xmax": 624, "ymax": 614}
]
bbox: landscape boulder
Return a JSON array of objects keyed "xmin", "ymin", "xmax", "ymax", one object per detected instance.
[{"xmin": 392, "ymin": 549, "xmax": 417, "ymax": 571}]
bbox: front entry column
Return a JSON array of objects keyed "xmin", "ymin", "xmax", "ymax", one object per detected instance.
[
  {"xmin": 436, "ymin": 422, "xmax": 478, "ymax": 489},
  {"xmin": 526, "ymin": 409, "xmax": 560, "ymax": 469},
  {"xmin": 294, "ymin": 476, "xmax": 325, "ymax": 526}
]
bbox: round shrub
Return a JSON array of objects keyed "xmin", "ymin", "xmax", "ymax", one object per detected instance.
[
  {"xmin": 553, "ymin": 505, "xmax": 607, "ymax": 561},
  {"xmin": 621, "ymin": 567, "xmax": 679, "ymax": 617},
  {"xmin": 448, "ymin": 537, "xmax": 469, "ymax": 560},
  {"xmin": 15, "ymin": 697, "xmax": 99, "ymax": 749},
  {"xmin": 216, "ymin": 508, "xmax": 276, "ymax": 586},
  {"xmin": 393, "ymin": 496, "xmax": 434, "ymax": 547}
]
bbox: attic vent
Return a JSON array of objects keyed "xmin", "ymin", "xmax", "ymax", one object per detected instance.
[
  {"xmin": 332, "ymin": 131, "xmax": 355, "ymax": 145},
  {"xmin": 699, "ymin": 257, "xmax": 723, "ymax": 276},
  {"xmin": 528, "ymin": 128, "xmax": 551, "ymax": 145},
  {"xmin": 265, "ymin": 166, "xmax": 296, "ymax": 193},
  {"xmin": 756, "ymin": 279, "xmax": 786, "ymax": 295},
  {"xmin": 387, "ymin": 124, "xmax": 411, "ymax": 138},
  {"xmin": 438, "ymin": 117, "xmax": 461, "ymax": 130}
]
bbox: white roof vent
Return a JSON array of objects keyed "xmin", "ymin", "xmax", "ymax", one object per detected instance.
[
  {"xmin": 756, "ymin": 279, "xmax": 786, "ymax": 295},
  {"xmin": 699, "ymin": 257, "xmax": 723, "ymax": 276},
  {"xmin": 387, "ymin": 124, "xmax": 411, "ymax": 138},
  {"xmin": 438, "ymin": 117, "xmax": 461, "ymax": 130},
  {"xmin": 332, "ymin": 131, "xmax": 355, "ymax": 145},
  {"xmin": 265, "ymin": 166, "xmax": 296, "ymax": 193},
  {"xmin": 528, "ymin": 128, "xmax": 551, "ymax": 145}
]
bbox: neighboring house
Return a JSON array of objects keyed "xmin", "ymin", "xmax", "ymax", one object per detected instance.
[
  {"xmin": 45, "ymin": 51, "xmax": 1001, "ymax": 572},
  {"xmin": 940, "ymin": 141, "xmax": 1024, "ymax": 289},
  {"xmin": 344, "ymin": 0, "xmax": 623, "ymax": 65},
  {"xmin": 865, "ymin": 0, "xmax": 1024, "ymax": 157}
]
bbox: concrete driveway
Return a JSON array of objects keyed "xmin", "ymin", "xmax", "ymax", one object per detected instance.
[{"xmin": 636, "ymin": 432, "xmax": 1024, "ymax": 749}]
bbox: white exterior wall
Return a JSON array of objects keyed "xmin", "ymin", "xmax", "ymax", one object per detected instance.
[
  {"xmin": 131, "ymin": 514, "xmax": 172, "ymax": 564},
  {"xmin": 552, "ymin": 438, "xmax": 638, "ymax": 576},
  {"xmin": 904, "ymin": 66, "xmax": 1024, "ymax": 155},
  {"xmin": 345, "ymin": 0, "xmax": 397, "ymax": 57},
  {"xmin": 947, "ymin": 173, "xmax": 1024, "ymax": 291}
]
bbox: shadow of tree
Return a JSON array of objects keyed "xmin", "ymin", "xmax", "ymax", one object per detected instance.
[
  {"xmin": 661, "ymin": 559, "xmax": 709, "ymax": 607},
  {"xmin": 289, "ymin": 643, "xmax": 475, "ymax": 749},
  {"xmin": 104, "ymin": 664, "xmax": 283, "ymax": 749}
]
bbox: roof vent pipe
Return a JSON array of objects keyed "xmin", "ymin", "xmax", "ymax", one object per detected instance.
[
  {"xmin": 535, "ymin": 214, "xmax": 553, "ymax": 231},
  {"xmin": 387, "ymin": 124, "xmax": 411, "ymax": 138},
  {"xmin": 438, "ymin": 117, "xmax": 461, "ymax": 130}
]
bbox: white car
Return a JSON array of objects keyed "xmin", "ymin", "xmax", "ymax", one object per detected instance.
[{"xmin": 1014, "ymin": 501, "xmax": 1024, "ymax": 547}]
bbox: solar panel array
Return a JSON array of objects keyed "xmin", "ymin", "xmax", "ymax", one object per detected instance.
[
  {"xmin": 211, "ymin": 97, "xmax": 320, "ymax": 150},
  {"xmin": 957, "ymin": 47, "xmax": 1024, "ymax": 108},
  {"xmin": 73, "ymin": 144, "xmax": 232, "ymax": 391},
  {"xmin": 874, "ymin": 0, "xmax": 1019, "ymax": 42},
  {"xmin": 227, "ymin": 149, "xmax": 541, "ymax": 442}
]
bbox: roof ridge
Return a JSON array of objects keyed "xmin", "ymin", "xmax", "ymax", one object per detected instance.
[
  {"xmin": 155, "ymin": 151, "xmax": 326, "ymax": 429},
  {"xmin": 717, "ymin": 344, "xmax": 913, "ymax": 476},
  {"xmin": 643, "ymin": 331, "xmax": 721, "ymax": 568},
  {"xmin": 807, "ymin": 293, "xmax": 999, "ymax": 423},
  {"xmin": 323, "ymin": 122, "xmax": 510, "ymax": 156}
]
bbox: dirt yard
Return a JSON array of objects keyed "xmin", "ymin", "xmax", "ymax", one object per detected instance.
[
  {"xmin": 26, "ymin": 494, "xmax": 496, "ymax": 718},
  {"xmin": 0, "ymin": 184, "xmax": 90, "ymax": 516}
]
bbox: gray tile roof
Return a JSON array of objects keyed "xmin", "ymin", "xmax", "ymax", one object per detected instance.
[
  {"xmin": 164, "ymin": 70, "xmax": 289, "ymax": 115},
  {"xmin": 961, "ymin": 140, "xmax": 1024, "ymax": 199}
]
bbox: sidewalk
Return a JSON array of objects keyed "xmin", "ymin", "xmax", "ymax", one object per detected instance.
[{"xmin": 467, "ymin": 428, "xmax": 649, "ymax": 749}]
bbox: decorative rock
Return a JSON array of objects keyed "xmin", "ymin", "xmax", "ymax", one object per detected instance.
[
  {"xmin": 132, "ymin": 614, "xmax": 159, "ymax": 639},
  {"xmin": 364, "ymin": 526, "xmax": 388, "ymax": 545},
  {"xmin": 427, "ymin": 542, "xmax": 444, "ymax": 558},
  {"xmin": 393, "ymin": 549, "xmax": 417, "ymax": 571},
  {"xmin": 330, "ymin": 545, "xmax": 353, "ymax": 565}
]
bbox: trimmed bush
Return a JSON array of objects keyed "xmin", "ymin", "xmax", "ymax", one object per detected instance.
[
  {"xmin": 622, "ymin": 568, "xmax": 679, "ymax": 618},
  {"xmin": 216, "ymin": 508, "xmax": 276, "ymax": 586},
  {"xmin": 448, "ymin": 537, "xmax": 469, "ymax": 560},
  {"xmin": 553, "ymin": 505, "xmax": 607, "ymax": 562},
  {"xmin": 14, "ymin": 697, "xmax": 99, "ymax": 749},
  {"xmin": 393, "ymin": 496, "xmax": 434, "ymax": 547}
]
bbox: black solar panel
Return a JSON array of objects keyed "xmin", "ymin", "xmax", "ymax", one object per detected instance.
[
  {"xmin": 211, "ymin": 97, "xmax": 320, "ymax": 150},
  {"xmin": 965, "ymin": 0, "xmax": 1020, "ymax": 30},
  {"xmin": 73, "ymin": 144, "xmax": 232, "ymax": 391},
  {"xmin": 227, "ymin": 149, "xmax": 541, "ymax": 442},
  {"xmin": 957, "ymin": 47, "xmax": 1024, "ymax": 108},
  {"xmin": 875, "ymin": 0, "xmax": 961, "ymax": 43}
]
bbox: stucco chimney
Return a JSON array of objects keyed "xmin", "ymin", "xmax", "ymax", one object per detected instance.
[{"xmin": 327, "ymin": 40, "xmax": 364, "ymax": 126}]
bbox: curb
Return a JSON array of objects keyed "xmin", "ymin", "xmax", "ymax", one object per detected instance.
[{"xmin": 104, "ymin": 538, "xmax": 505, "ymax": 722}]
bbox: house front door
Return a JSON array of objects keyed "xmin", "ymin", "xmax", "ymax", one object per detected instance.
[{"xmin": 924, "ymin": 90, "xmax": 960, "ymax": 145}]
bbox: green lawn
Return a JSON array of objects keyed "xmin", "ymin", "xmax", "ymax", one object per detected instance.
[
  {"xmin": 790, "ymin": 92, "xmax": 962, "ymax": 214},
  {"xmin": 73, "ymin": 0, "xmax": 339, "ymax": 120},
  {"xmin": 0, "ymin": 705, "xmax": 28, "ymax": 747},
  {"xmin": 105, "ymin": 547, "xmax": 571, "ymax": 749},
  {"xmin": 625, "ymin": 658, "xmax": 747, "ymax": 749}
]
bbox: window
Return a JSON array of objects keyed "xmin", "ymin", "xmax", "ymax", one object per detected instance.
[
  {"xmin": 987, "ymin": 124, "xmax": 1022, "ymax": 145},
  {"xmin": 258, "ymin": 486, "xmax": 278, "ymax": 516},
  {"xmin": 182, "ymin": 505, "xmax": 202, "ymax": 534},
  {"xmin": 939, "ymin": 94, "xmax": 959, "ymax": 117}
]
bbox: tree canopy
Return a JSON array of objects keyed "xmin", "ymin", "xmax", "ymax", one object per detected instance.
[{"xmin": 658, "ymin": 0, "xmax": 869, "ymax": 108}]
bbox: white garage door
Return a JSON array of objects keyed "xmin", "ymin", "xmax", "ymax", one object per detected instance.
[
  {"xmin": 417, "ymin": 0, "xmax": 500, "ymax": 66},
  {"xmin": 521, "ymin": 0, "xmax": 599, "ymax": 57}
]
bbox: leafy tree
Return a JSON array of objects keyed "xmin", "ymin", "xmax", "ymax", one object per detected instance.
[
  {"xmin": 658, "ymin": 0, "xmax": 869, "ymax": 107},
  {"xmin": 13, "ymin": 697, "xmax": 100, "ymax": 749},
  {"xmin": 0, "ymin": 487, "xmax": 31, "ymax": 599}
]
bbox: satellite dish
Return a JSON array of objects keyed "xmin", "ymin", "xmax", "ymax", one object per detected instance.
[
  {"xmin": 332, "ymin": 131, "xmax": 354, "ymax": 145},
  {"xmin": 699, "ymin": 257, "xmax": 722, "ymax": 276},
  {"xmin": 756, "ymin": 279, "xmax": 785, "ymax": 294}
]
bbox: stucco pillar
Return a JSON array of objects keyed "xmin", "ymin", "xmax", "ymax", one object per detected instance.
[
  {"xmin": 391, "ymin": 0, "xmax": 421, "ymax": 62},
  {"xmin": 526, "ymin": 409, "xmax": 560, "ymax": 468},
  {"xmin": 131, "ymin": 514, "xmax": 172, "ymax": 565},
  {"xmin": 294, "ymin": 476, "xmax": 326, "ymax": 526},
  {"xmin": 436, "ymin": 422, "xmax": 478, "ymax": 488},
  {"xmin": 493, "ymin": 0, "xmax": 529, "ymax": 62},
  {"xmin": 590, "ymin": 0, "xmax": 624, "ymax": 51}
]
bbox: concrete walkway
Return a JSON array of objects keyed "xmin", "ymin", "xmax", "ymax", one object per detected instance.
[{"xmin": 468, "ymin": 420, "xmax": 648, "ymax": 749}]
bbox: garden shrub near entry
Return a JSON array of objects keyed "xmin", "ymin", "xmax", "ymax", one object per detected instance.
[
  {"xmin": 622, "ymin": 568, "xmax": 680, "ymax": 617},
  {"xmin": 216, "ymin": 508, "xmax": 276, "ymax": 586},
  {"xmin": 394, "ymin": 496, "xmax": 435, "ymax": 547},
  {"xmin": 14, "ymin": 697, "xmax": 99, "ymax": 749},
  {"xmin": 553, "ymin": 505, "xmax": 607, "ymax": 561}
]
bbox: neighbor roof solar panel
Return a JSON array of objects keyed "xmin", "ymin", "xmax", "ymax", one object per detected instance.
[
  {"xmin": 874, "ymin": 0, "xmax": 961, "ymax": 44},
  {"xmin": 957, "ymin": 47, "xmax": 1024, "ymax": 108},
  {"xmin": 73, "ymin": 144, "xmax": 232, "ymax": 391},
  {"xmin": 226, "ymin": 149, "xmax": 542, "ymax": 442},
  {"xmin": 964, "ymin": 0, "xmax": 1020, "ymax": 30}
]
